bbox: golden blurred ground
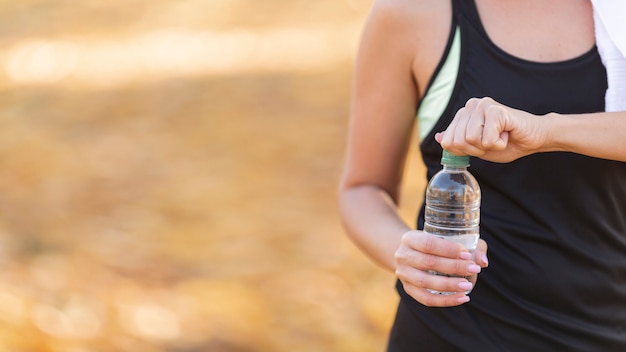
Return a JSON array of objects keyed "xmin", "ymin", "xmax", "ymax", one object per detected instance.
[{"xmin": 0, "ymin": 1, "xmax": 426, "ymax": 351}]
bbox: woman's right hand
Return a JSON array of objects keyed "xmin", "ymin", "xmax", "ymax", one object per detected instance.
[{"xmin": 394, "ymin": 230, "xmax": 488, "ymax": 307}]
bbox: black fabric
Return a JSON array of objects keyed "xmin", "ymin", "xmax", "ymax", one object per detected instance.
[{"xmin": 390, "ymin": 0, "xmax": 626, "ymax": 351}]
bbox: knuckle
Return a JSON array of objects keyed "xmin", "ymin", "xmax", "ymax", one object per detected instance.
[
  {"xmin": 396, "ymin": 266, "xmax": 413, "ymax": 282},
  {"xmin": 395, "ymin": 267, "xmax": 405, "ymax": 280},
  {"xmin": 422, "ymin": 254, "xmax": 437, "ymax": 269},
  {"xmin": 415, "ymin": 271, "xmax": 429, "ymax": 288},
  {"xmin": 454, "ymin": 259, "xmax": 467, "ymax": 274},
  {"xmin": 401, "ymin": 230, "xmax": 417, "ymax": 248},
  {"xmin": 481, "ymin": 138, "xmax": 495, "ymax": 149},
  {"xmin": 446, "ymin": 243, "xmax": 461, "ymax": 258},
  {"xmin": 481, "ymin": 96, "xmax": 495, "ymax": 105},
  {"xmin": 450, "ymin": 139, "xmax": 463, "ymax": 150},
  {"xmin": 478, "ymin": 97, "xmax": 492, "ymax": 109},
  {"xmin": 399, "ymin": 232, "xmax": 410, "ymax": 245},
  {"xmin": 420, "ymin": 234, "xmax": 436, "ymax": 252},
  {"xmin": 487, "ymin": 104, "xmax": 507, "ymax": 119},
  {"xmin": 394, "ymin": 247, "xmax": 404, "ymax": 260},
  {"xmin": 394, "ymin": 248, "xmax": 410, "ymax": 266},
  {"xmin": 466, "ymin": 97, "xmax": 480, "ymax": 108},
  {"xmin": 393, "ymin": 251, "xmax": 402, "ymax": 264},
  {"xmin": 453, "ymin": 107, "xmax": 467, "ymax": 120},
  {"xmin": 466, "ymin": 133, "xmax": 481, "ymax": 145}
]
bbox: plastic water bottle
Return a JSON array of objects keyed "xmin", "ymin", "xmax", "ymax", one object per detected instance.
[{"xmin": 424, "ymin": 150, "xmax": 481, "ymax": 295}]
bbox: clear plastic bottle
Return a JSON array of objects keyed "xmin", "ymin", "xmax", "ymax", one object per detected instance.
[{"xmin": 424, "ymin": 150, "xmax": 481, "ymax": 295}]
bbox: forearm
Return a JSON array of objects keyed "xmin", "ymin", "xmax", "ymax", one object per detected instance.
[
  {"xmin": 545, "ymin": 111, "xmax": 626, "ymax": 162},
  {"xmin": 437, "ymin": 98, "xmax": 626, "ymax": 163},
  {"xmin": 339, "ymin": 184, "xmax": 412, "ymax": 272}
]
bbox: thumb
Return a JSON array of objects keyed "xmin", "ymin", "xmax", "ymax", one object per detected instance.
[
  {"xmin": 475, "ymin": 239, "xmax": 489, "ymax": 268},
  {"xmin": 492, "ymin": 131, "xmax": 509, "ymax": 151},
  {"xmin": 435, "ymin": 132, "xmax": 444, "ymax": 143}
]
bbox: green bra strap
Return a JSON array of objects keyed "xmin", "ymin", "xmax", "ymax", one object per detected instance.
[{"xmin": 417, "ymin": 25, "xmax": 461, "ymax": 141}]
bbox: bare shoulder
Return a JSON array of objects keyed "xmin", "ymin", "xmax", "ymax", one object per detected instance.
[
  {"xmin": 371, "ymin": 0, "xmax": 450, "ymax": 16},
  {"xmin": 363, "ymin": 0, "xmax": 453, "ymax": 97},
  {"xmin": 366, "ymin": 0, "xmax": 450, "ymax": 35}
]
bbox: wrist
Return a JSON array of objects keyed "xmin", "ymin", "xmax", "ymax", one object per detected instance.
[{"xmin": 541, "ymin": 112, "xmax": 567, "ymax": 153}]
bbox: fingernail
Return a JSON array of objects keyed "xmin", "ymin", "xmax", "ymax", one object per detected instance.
[
  {"xmin": 482, "ymin": 253, "xmax": 489, "ymax": 266},
  {"xmin": 458, "ymin": 281, "xmax": 473, "ymax": 291},
  {"xmin": 468, "ymin": 264, "xmax": 481, "ymax": 273},
  {"xmin": 459, "ymin": 252, "xmax": 472, "ymax": 260},
  {"xmin": 458, "ymin": 295, "xmax": 470, "ymax": 303}
]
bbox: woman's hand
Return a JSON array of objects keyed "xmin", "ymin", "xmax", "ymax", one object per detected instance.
[
  {"xmin": 435, "ymin": 97, "xmax": 548, "ymax": 162},
  {"xmin": 394, "ymin": 230, "xmax": 489, "ymax": 307}
]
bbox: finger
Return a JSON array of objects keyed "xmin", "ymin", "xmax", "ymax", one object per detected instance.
[
  {"xmin": 482, "ymin": 104, "xmax": 509, "ymax": 150},
  {"xmin": 401, "ymin": 249, "xmax": 481, "ymax": 276},
  {"xmin": 402, "ymin": 280, "xmax": 471, "ymax": 307},
  {"xmin": 439, "ymin": 97, "xmax": 482, "ymax": 149},
  {"xmin": 465, "ymin": 97, "xmax": 482, "ymax": 109},
  {"xmin": 474, "ymin": 239, "xmax": 489, "ymax": 268},
  {"xmin": 451, "ymin": 106, "xmax": 471, "ymax": 150},
  {"xmin": 439, "ymin": 107, "xmax": 464, "ymax": 149},
  {"xmin": 398, "ymin": 234, "xmax": 481, "ymax": 276},
  {"xmin": 441, "ymin": 107, "xmax": 486, "ymax": 156},
  {"xmin": 465, "ymin": 117, "xmax": 486, "ymax": 149},
  {"xmin": 434, "ymin": 131, "xmax": 444, "ymax": 143},
  {"xmin": 465, "ymin": 101, "xmax": 488, "ymax": 148},
  {"xmin": 409, "ymin": 289, "xmax": 471, "ymax": 307},
  {"xmin": 397, "ymin": 265, "xmax": 474, "ymax": 292},
  {"xmin": 403, "ymin": 231, "xmax": 469, "ymax": 259}
]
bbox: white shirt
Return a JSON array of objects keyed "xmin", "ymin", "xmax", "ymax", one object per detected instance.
[{"xmin": 591, "ymin": 0, "xmax": 626, "ymax": 112}]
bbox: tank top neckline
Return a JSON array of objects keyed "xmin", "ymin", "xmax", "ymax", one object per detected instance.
[{"xmin": 462, "ymin": 0, "xmax": 598, "ymax": 67}]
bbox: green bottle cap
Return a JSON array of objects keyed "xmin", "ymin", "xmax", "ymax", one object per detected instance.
[{"xmin": 441, "ymin": 150, "xmax": 470, "ymax": 167}]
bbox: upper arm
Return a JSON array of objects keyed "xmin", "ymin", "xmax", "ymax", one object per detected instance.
[{"xmin": 340, "ymin": 0, "xmax": 451, "ymax": 202}]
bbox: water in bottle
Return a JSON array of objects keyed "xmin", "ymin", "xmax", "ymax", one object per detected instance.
[{"xmin": 424, "ymin": 150, "xmax": 480, "ymax": 295}]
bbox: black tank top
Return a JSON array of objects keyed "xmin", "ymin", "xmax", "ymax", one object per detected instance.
[{"xmin": 391, "ymin": 1, "xmax": 626, "ymax": 351}]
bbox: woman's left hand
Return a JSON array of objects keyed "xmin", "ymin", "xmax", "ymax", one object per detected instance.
[{"xmin": 435, "ymin": 97, "xmax": 548, "ymax": 162}]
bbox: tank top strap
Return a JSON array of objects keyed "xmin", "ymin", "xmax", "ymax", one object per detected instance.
[{"xmin": 451, "ymin": 0, "xmax": 486, "ymax": 39}]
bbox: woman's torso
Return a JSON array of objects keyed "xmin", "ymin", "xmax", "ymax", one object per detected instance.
[
  {"xmin": 411, "ymin": 0, "xmax": 595, "ymax": 99},
  {"xmin": 392, "ymin": 0, "xmax": 626, "ymax": 350}
]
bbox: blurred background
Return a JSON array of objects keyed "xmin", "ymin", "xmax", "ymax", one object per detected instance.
[{"xmin": 0, "ymin": 0, "xmax": 426, "ymax": 351}]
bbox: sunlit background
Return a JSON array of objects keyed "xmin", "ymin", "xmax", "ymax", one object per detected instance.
[{"xmin": 0, "ymin": 0, "xmax": 426, "ymax": 351}]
